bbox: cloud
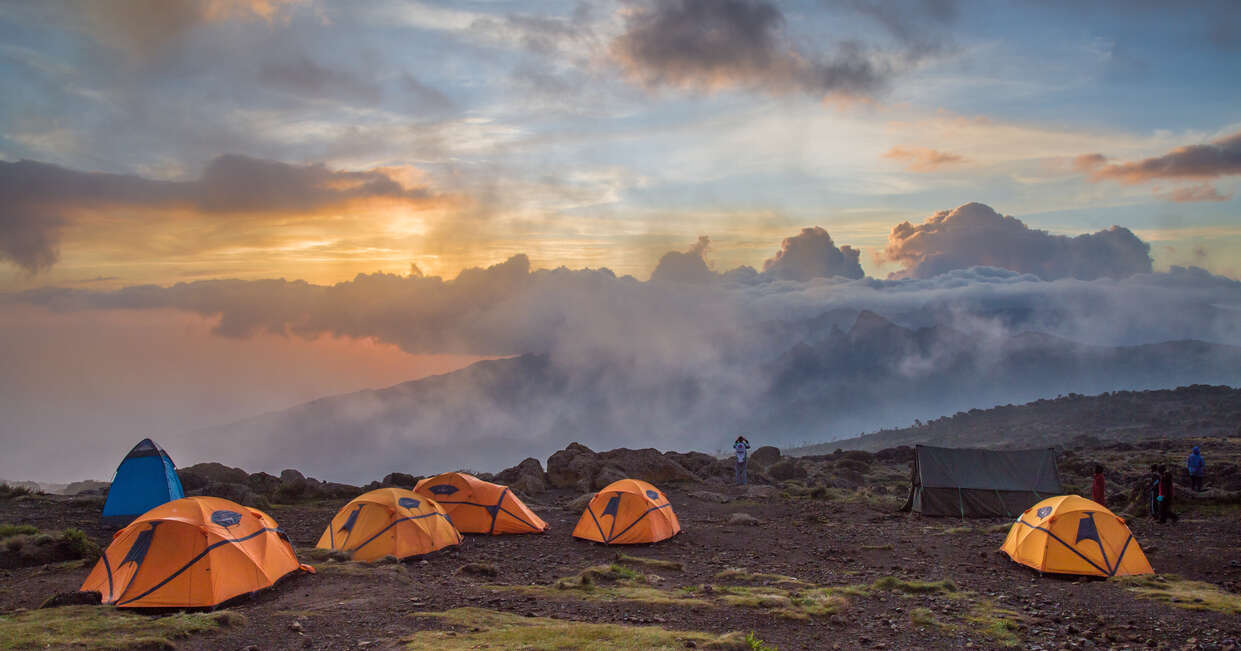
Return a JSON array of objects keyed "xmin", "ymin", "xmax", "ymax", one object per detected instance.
[
  {"xmin": 610, "ymin": 0, "xmax": 887, "ymax": 96},
  {"xmin": 1083, "ymin": 130, "xmax": 1241, "ymax": 183},
  {"xmin": 650, "ymin": 235, "xmax": 715, "ymax": 283},
  {"xmin": 71, "ymin": 0, "xmax": 303, "ymax": 59},
  {"xmin": 762, "ymin": 227, "xmax": 864, "ymax": 280},
  {"xmin": 1155, "ymin": 183, "xmax": 1234, "ymax": 203},
  {"xmin": 259, "ymin": 56, "xmax": 383, "ymax": 103},
  {"xmin": 882, "ymin": 146, "xmax": 966, "ymax": 172},
  {"xmin": 880, "ymin": 202, "xmax": 1152, "ymax": 280},
  {"xmin": 0, "ymin": 156, "xmax": 437, "ymax": 273}
]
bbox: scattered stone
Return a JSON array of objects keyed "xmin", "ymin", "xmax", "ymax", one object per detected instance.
[
  {"xmin": 687, "ymin": 491, "xmax": 732, "ymax": 504},
  {"xmin": 728, "ymin": 513, "xmax": 761, "ymax": 526}
]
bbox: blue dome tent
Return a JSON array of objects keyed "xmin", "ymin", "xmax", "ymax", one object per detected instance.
[{"xmin": 101, "ymin": 439, "xmax": 185, "ymax": 526}]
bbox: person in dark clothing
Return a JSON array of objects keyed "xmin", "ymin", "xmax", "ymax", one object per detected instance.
[
  {"xmin": 1187, "ymin": 446, "xmax": 1205, "ymax": 492},
  {"xmin": 1091, "ymin": 464, "xmax": 1105, "ymax": 505},
  {"xmin": 1148, "ymin": 464, "xmax": 1160, "ymax": 519},
  {"xmin": 733, "ymin": 435, "xmax": 751, "ymax": 486},
  {"xmin": 1158, "ymin": 464, "xmax": 1178, "ymax": 523}
]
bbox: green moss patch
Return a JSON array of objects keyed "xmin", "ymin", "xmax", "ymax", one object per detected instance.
[
  {"xmin": 0, "ymin": 606, "xmax": 242, "ymax": 650},
  {"xmin": 406, "ymin": 607, "xmax": 747, "ymax": 650},
  {"xmin": 1114, "ymin": 574, "xmax": 1241, "ymax": 614},
  {"xmin": 615, "ymin": 553, "xmax": 684, "ymax": 571}
]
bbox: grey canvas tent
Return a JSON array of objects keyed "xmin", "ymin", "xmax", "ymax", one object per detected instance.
[{"xmin": 901, "ymin": 445, "xmax": 1062, "ymax": 518}]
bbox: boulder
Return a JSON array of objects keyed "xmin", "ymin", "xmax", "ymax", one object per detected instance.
[
  {"xmin": 727, "ymin": 513, "xmax": 762, "ymax": 526},
  {"xmin": 381, "ymin": 472, "xmax": 419, "ymax": 489},
  {"xmin": 496, "ymin": 458, "xmax": 547, "ymax": 495},
  {"xmin": 749, "ymin": 446, "xmax": 781, "ymax": 468},
  {"xmin": 565, "ymin": 493, "xmax": 595, "ymax": 512},
  {"xmin": 663, "ymin": 451, "xmax": 719, "ymax": 476},
  {"xmin": 596, "ymin": 448, "xmax": 698, "ymax": 484},
  {"xmin": 547, "ymin": 443, "xmax": 601, "ymax": 490},
  {"xmin": 591, "ymin": 466, "xmax": 628, "ymax": 491},
  {"xmin": 744, "ymin": 485, "xmax": 779, "ymax": 499},
  {"xmin": 874, "ymin": 446, "xmax": 915, "ymax": 464},
  {"xmin": 179, "ymin": 462, "xmax": 249, "ymax": 489},
  {"xmin": 192, "ymin": 482, "xmax": 268, "ymax": 509},
  {"xmin": 688, "ymin": 491, "xmax": 732, "ymax": 504},
  {"xmin": 767, "ymin": 460, "xmax": 807, "ymax": 481},
  {"xmin": 247, "ymin": 472, "xmax": 281, "ymax": 496},
  {"xmin": 279, "ymin": 469, "xmax": 306, "ymax": 484}
]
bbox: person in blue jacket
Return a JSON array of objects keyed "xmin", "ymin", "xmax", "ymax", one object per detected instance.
[
  {"xmin": 1187, "ymin": 446, "xmax": 1205, "ymax": 492},
  {"xmin": 733, "ymin": 435, "xmax": 751, "ymax": 485}
]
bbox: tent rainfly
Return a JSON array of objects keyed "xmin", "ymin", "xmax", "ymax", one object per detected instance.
[{"xmin": 901, "ymin": 444, "xmax": 1063, "ymax": 518}]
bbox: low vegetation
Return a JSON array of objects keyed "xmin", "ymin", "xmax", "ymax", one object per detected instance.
[
  {"xmin": 713, "ymin": 568, "xmax": 802, "ymax": 584},
  {"xmin": 0, "ymin": 527, "xmax": 100, "ymax": 570},
  {"xmin": 0, "ymin": 605, "xmax": 244, "ymax": 649},
  {"xmin": 488, "ymin": 564, "xmax": 708, "ymax": 607},
  {"xmin": 961, "ymin": 600, "xmax": 1024, "ymax": 647},
  {"xmin": 1114, "ymin": 574, "xmax": 1241, "ymax": 614},
  {"xmin": 614, "ymin": 553, "xmax": 684, "ymax": 571},
  {"xmin": 406, "ymin": 607, "xmax": 747, "ymax": 650}
]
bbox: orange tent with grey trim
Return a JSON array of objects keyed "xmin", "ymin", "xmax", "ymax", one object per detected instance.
[
  {"xmin": 1001, "ymin": 495, "xmax": 1153, "ymax": 577},
  {"xmin": 81, "ymin": 496, "xmax": 313, "ymax": 608},
  {"xmin": 316, "ymin": 487, "xmax": 461, "ymax": 561},
  {"xmin": 571, "ymin": 479, "xmax": 681, "ymax": 545},
  {"xmin": 413, "ymin": 472, "xmax": 549, "ymax": 535}
]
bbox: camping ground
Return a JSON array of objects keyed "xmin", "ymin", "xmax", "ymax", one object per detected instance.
[{"xmin": 1, "ymin": 437, "xmax": 1240, "ymax": 650}]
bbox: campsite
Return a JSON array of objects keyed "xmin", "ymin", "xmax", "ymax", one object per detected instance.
[{"xmin": 2, "ymin": 420, "xmax": 1240, "ymax": 650}]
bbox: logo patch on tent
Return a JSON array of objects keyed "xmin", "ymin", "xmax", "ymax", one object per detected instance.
[
  {"xmin": 429, "ymin": 484, "xmax": 458, "ymax": 496},
  {"xmin": 1036, "ymin": 506, "xmax": 1052, "ymax": 519},
  {"xmin": 398, "ymin": 497, "xmax": 421, "ymax": 509},
  {"xmin": 646, "ymin": 490, "xmax": 660, "ymax": 501},
  {"xmin": 1074, "ymin": 513, "xmax": 1102, "ymax": 546},
  {"xmin": 211, "ymin": 510, "xmax": 243, "ymax": 528}
]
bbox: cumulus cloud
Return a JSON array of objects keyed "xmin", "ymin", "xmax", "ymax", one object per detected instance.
[
  {"xmin": 650, "ymin": 235, "xmax": 715, "ymax": 283},
  {"xmin": 1080, "ymin": 130, "xmax": 1241, "ymax": 183},
  {"xmin": 762, "ymin": 226, "xmax": 864, "ymax": 280},
  {"xmin": 0, "ymin": 156, "xmax": 436, "ymax": 273},
  {"xmin": 610, "ymin": 0, "xmax": 887, "ymax": 96},
  {"xmin": 882, "ymin": 146, "xmax": 966, "ymax": 172},
  {"xmin": 880, "ymin": 202, "xmax": 1152, "ymax": 280}
]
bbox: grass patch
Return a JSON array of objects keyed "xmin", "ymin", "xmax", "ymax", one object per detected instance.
[
  {"xmin": 491, "ymin": 564, "xmax": 707, "ymax": 607},
  {"xmin": 714, "ymin": 568, "xmax": 802, "ymax": 584},
  {"xmin": 0, "ymin": 606, "xmax": 243, "ymax": 649},
  {"xmin": 406, "ymin": 607, "xmax": 746, "ymax": 650},
  {"xmin": 870, "ymin": 576, "xmax": 958, "ymax": 595},
  {"xmin": 909, "ymin": 607, "xmax": 942, "ymax": 629},
  {"xmin": 861, "ymin": 544, "xmax": 894, "ymax": 551},
  {"xmin": 943, "ymin": 526, "xmax": 972, "ymax": 535},
  {"xmin": 0, "ymin": 524, "xmax": 38, "ymax": 539},
  {"xmin": 746, "ymin": 631, "xmax": 777, "ymax": 650},
  {"xmin": 962, "ymin": 601, "xmax": 1023, "ymax": 647},
  {"xmin": 1114, "ymin": 574, "xmax": 1241, "ymax": 614},
  {"xmin": 985, "ymin": 523, "xmax": 1013, "ymax": 534},
  {"xmin": 714, "ymin": 586, "xmax": 846, "ymax": 619},
  {"xmin": 615, "ymin": 553, "xmax": 684, "ymax": 571}
]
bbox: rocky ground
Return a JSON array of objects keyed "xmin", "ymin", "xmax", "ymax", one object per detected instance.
[{"xmin": 1, "ymin": 438, "xmax": 1240, "ymax": 650}]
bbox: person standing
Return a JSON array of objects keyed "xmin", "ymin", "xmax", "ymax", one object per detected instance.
[
  {"xmin": 1091, "ymin": 464, "xmax": 1105, "ymax": 505},
  {"xmin": 1187, "ymin": 446, "xmax": 1205, "ymax": 492},
  {"xmin": 1148, "ymin": 465, "xmax": 1161, "ymax": 519},
  {"xmin": 1158, "ymin": 464, "xmax": 1178, "ymax": 523},
  {"xmin": 733, "ymin": 435, "xmax": 751, "ymax": 486}
]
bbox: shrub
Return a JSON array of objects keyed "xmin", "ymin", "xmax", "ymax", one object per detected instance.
[
  {"xmin": 0, "ymin": 524, "xmax": 38, "ymax": 538},
  {"xmin": 61, "ymin": 528, "xmax": 101, "ymax": 562}
]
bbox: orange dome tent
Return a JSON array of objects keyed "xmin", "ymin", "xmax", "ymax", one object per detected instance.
[
  {"xmin": 413, "ymin": 472, "xmax": 549, "ymax": 535},
  {"xmin": 1001, "ymin": 495, "xmax": 1153, "ymax": 577},
  {"xmin": 81, "ymin": 497, "xmax": 312, "ymax": 608},
  {"xmin": 572, "ymin": 479, "xmax": 681, "ymax": 545},
  {"xmin": 316, "ymin": 488, "xmax": 461, "ymax": 561}
]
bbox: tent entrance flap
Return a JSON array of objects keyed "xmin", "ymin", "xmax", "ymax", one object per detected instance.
[{"xmin": 902, "ymin": 445, "xmax": 1063, "ymax": 518}]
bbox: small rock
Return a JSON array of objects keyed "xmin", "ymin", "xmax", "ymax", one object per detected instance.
[
  {"xmin": 728, "ymin": 512, "xmax": 761, "ymax": 526},
  {"xmin": 289, "ymin": 621, "xmax": 304, "ymax": 632}
]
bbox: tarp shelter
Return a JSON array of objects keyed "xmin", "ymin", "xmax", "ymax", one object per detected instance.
[
  {"xmin": 102, "ymin": 439, "xmax": 185, "ymax": 527},
  {"xmin": 82, "ymin": 497, "xmax": 312, "ymax": 608},
  {"xmin": 901, "ymin": 445, "xmax": 1062, "ymax": 518},
  {"xmin": 1001, "ymin": 495, "xmax": 1153, "ymax": 577},
  {"xmin": 572, "ymin": 479, "xmax": 681, "ymax": 545},
  {"xmin": 414, "ymin": 472, "xmax": 549, "ymax": 535},
  {"xmin": 316, "ymin": 488, "xmax": 461, "ymax": 561}
]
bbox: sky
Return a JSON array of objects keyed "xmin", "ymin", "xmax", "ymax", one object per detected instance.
[{"xmin": 2, "ymin": 0, "xmax": 1241, "ymax": 481}]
